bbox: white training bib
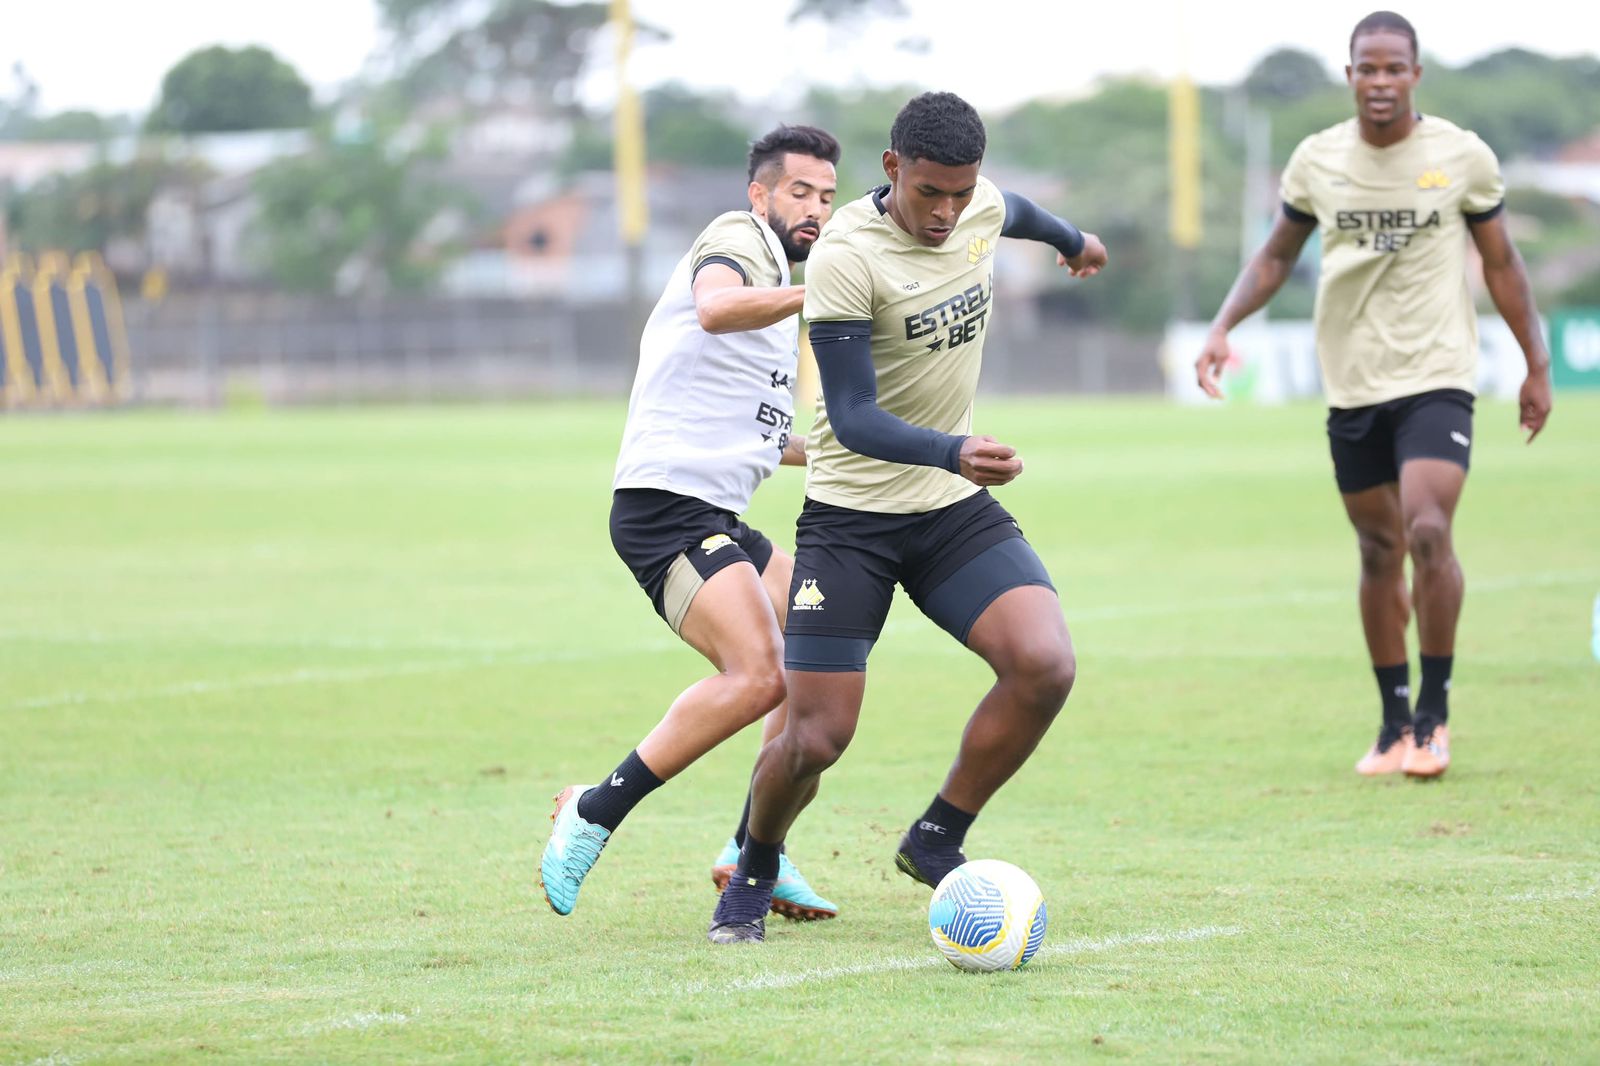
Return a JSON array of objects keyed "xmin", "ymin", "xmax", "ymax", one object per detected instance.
[{"xmin": 613, "ymin": 212, "xmax": 800, "ymax": 515}]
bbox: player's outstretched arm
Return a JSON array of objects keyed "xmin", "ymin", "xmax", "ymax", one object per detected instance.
[
  {"xmin": 811, "ymin": 321, "xmax": 1022, "ymax": 487},
  {"xmin": 1469, "ymin": 212, "xmax": 1553, "ymax": 442},
  {"xmin": 1000, "ymin": 190, "xmax": 1107, "ymax": 277},
  {"xmin": 692, "ymin": 263, "xmax": 806, "ymax": 334},
  {"xmin": 1194, "ymin": 211, "xmax": 1315, "ymax": 398}
]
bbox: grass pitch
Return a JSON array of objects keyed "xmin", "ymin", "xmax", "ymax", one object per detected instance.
[{"xmin": 2, "ymin": 395, "xmax": 1598, "ymax": 1063}]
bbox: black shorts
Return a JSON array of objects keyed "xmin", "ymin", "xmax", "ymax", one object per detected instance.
[
  {"xmin": 1326, "ymin": 388, "xmax": 1475, "ymax": 494},
  {"xmin": 610, "ymin": 488, "xmax": 775, "ymax": 633},
  {"xmin": 784, "ymin": 489, "xmax": 1055, "ymax": 672}
]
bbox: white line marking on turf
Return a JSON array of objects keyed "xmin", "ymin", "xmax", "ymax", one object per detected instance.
[
  {"xmin": 2, "ymin": 641, "xmax": 679, "ymax": 713},
  {"xmin": 1504, "ymin": 883, "xmax": 1599, "ymax": 902},
  {"xmin": 686, "ymin": 924, "xmax": 1242, "ymax": 994},
  {"xmin": 295, "ymin": 1011, "xmax": 409, "ymax": 1036}
]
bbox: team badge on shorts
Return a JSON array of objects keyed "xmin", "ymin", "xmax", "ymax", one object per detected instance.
[
  {"xmin": 701, "ymin": 534, "xmax": 734, "ymax": 554},
  {"xmin": 792, "ymin": 579, "xmax": 826, "ymax": 610}
]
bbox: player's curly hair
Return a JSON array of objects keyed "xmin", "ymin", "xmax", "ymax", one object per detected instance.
[
  {"xmin": 748, "ymin": 125, "xmax": 841, "ymax": 184},
  {"xmin": 1350, "ymin": 10, "xmax": 1418, "ymax": 60},
  {"xmin": 890, "ymin": 92, "xmax": 986, "ymax": 167}
]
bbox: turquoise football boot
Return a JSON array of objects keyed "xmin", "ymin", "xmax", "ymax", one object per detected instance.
[
  {"xmin": 539, "ymin": 785, "xmax": 610, "ymax": 916},
  {"xmin": 711, "ymin": 837, "xmax": 838, "ymax": 921}
]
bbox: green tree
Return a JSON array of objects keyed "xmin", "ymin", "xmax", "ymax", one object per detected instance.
[
  {"xmin": 146, "ymin": 45, "xmax": 314, "ymax": 134},
  {"xmin": 0, "ymin": 62, "xmax": 40, "ymax": 139},
  {"xmin": 1243, "ymin": 48, "xmax": 1333, "ymax": 103},
  {"xmin": 376, "ymin": 0, "xmax": 622, "ymax": 114},
  {"xmin": 987, "ymin": 80, "xmax": 1251, "ymax": 328},
  {"xmin": 794, "ymin": 85, "xmax": 914, "ymax": 194},
  {"xmin": 1558, "ymin": 267, "xmax": 1600, "ymax": 308},
  {"xmin": 250, "ymin": 117, "xmax": 465, "ymax": 294},
  {"xmin": 23, "ymin": 110, "xmax": 114, "ymax": 142},
  {"xmin": 645, "ymin": 85, "xmax": 750, "ymax": 169},
  {"xmin": 6, "ymin": 155, "xmax": 204, "ymax": 253}
]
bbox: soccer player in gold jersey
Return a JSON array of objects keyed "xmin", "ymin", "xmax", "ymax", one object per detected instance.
[
  {"xmin": 707, "ymin": 92, "xmax": 1108, "ymax": 943},
  {"xmin": 1195, "ymin": 11, "xmax": 1553, "ymax": 779}
]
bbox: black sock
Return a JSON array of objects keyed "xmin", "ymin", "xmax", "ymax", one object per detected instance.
[
  {"xmin": 575, "ymin": 750, "xmax": 664, "ymax": 832},
  {"xmin": 1415, "ymin": 654, "xmax": 1453, "ymax": 734},
  {"xmin": 1373, "ymin": 663, "xmax": 1413, "ymax": 739},
  {"xmin": 732, "ymin": 790, "xmax": 753, "ymax": 848},
  {"xmin": 912, "ymin": 793, "xmax": 977, "ymax": 850},
  {"xmin": 731, "ymin": 790, "xmax": 783, "ymax": 854},
  {"xmin": 735, "ymin": 832, "xmax": 781, "ymax": 881}
]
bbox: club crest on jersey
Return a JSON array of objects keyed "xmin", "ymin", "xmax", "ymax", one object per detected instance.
[
  {"xmin": 792, "ymin": 579, "xmax": 826, "ymax": 610},
  {"xmin": 1416, "ymin": 169, "xmax": 1450, "ymax": 190},
  {"xmin": 967, "ymin": 237, "xmax": 992, "ymax": 265},
  {"xmin": 701, "ymin": 534, "xmax": 735, "ymax": 555}
]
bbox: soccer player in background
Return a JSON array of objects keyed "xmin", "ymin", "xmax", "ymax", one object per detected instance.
[
  {"xmin": 707, "ymin": 92, "xmax": 1108, "ymax": 943},
  {"xmin": 541, "ymin": 126, "xmax": 841, "ymax": 921},
  {"xmin": 1194, "ymin": 11, "xmax": 1553, "ymax": 779}
]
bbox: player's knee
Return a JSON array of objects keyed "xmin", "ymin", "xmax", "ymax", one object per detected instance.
[
  {"xmin": 732, "ymin": 666, "xmax": 786, "ymax": 723},
  {"xmin": 1356, "ymin": 531, "xmax": 1404, "ymax": 577},
  {"xmin": 1007, "ymin": 642, "xmax": 1075, "ymax": 713},
  {"xmin": 1037, "ymin": 648, "xmax": 1076, "ymax": 712},
  {"xmin": 784, "ymin": 716, "xmax": 853, "ymax": 776},
  {"xmin": 1406, "ymin": 513, "xmax": 1452, "ymax": 566}
]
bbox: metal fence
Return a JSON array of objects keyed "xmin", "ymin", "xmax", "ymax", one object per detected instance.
[{"xmin": 117, "ymin": 292, "xmax": 1164, "ymax": 406}]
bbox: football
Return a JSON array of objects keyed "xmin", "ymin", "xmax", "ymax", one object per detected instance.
[{"xmin": 928, "ymin": 859, "xmax": 1047, "ymax": 972}]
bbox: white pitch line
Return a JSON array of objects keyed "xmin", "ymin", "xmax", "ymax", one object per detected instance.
[
  {"xmin": 1504, "ymin": 883, "xmax": 1599, "ymax": 902},
  {"xmin": 686, "ymin": 924, "xmax": 1242, "ymax": 994},
  {"xmin": 2, "ymin": 641, "xmax": 678, "ymax": 714},
  {"xmin": 294, "ymin": 1011, "xmax": 410, "ymax": 1036}
]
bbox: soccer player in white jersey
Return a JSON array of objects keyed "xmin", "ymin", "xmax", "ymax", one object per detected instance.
[
  {"xmin": 1195, "ymin": 11, "xmax": 1553, "ymax": 779},
  {"xmin": 707, "ymin": 93, "xmax": 1108, "ymax": 944},
  {"xmin": 541, "ymin": 126, "xmax": 841, "ymax": 920}
]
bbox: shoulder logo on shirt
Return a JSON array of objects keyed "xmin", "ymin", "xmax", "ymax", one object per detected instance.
[
  {"xmin": 701, "ymin": 534, "xmax": 735, "ymax": 555},
  {"xmin": 1417, "ymin": 169, "xmax": 1451, "ymax": 190},
  {"xmin": 1450, "ymin": 430, "xmax": 1470, "ymax": 448},
  {"xmin": 967, "ymin": 237, "xmax": 992, "ymax": 265},
  {"xmin": 792, "ymin": 579, "xmax": 826, "ymax": 610}
]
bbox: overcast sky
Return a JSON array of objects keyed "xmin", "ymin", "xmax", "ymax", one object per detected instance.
[{"xmin": 6, "ymin": 0, "xmax": 1592, "ymax": 117}]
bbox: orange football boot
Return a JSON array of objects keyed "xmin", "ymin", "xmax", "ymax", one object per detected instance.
[
  {"xmin": 1355, "ymin": 728, "xmax": 1412, "ymax": 776},
  {"xmin": 1403, "ymin": 724, "xmax": 1450, "ymax": 778}
]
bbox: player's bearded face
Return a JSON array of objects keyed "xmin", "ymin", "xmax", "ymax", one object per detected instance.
[
  {"xmin": 1347, "ymin": 31, "xmax": 1420, "ymax": 128},
  {"xmin": 768, "ymin": 208, "xmax": 823, "ymax": 262},
  {"xmin": 763, "ymin": 156, "xmax": 836, "ymax": 262},
  {"xmin": 885, "ymin": 155, "xmax": 981, "ymax": 247}
]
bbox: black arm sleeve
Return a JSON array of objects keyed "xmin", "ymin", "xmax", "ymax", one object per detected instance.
[
  {"xmin": 1001, "ymin": 190, "xmax": 1085, "ymax": 259},
  {"xmin": 809, "ymin": 321, "xmax": 965, "ymax": 473}
]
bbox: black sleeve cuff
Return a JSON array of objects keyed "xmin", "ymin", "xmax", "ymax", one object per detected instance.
[
  {"xmin": 809, "ymin": 320, "xmax": 872, "ymax": 345},
  {"xmin": 1282, "ymin": 202, "xmax": 1316, "ymax": 225},
  {"xmin": 692, "ymin": 255, "xmax": 747, "ymax": 283},
  {"xmin": 1464, "ymin": 202, "xmax": 1504, "ymax": 224}
]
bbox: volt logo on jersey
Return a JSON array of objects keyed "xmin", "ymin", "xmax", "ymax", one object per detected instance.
[
  {"xmin": 967, "ymin": 237, "xmax": 991, "ymax": 265},
  {"xmin": 1417, "ymin": 169, "xmax": 1451, "ymax": 189}
]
